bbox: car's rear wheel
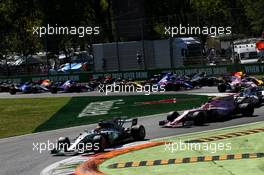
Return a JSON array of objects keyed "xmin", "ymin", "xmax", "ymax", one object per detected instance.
[
  {"xmin": 32, "ymin": 86, "xmax": 38, "ymax": 93},
  {"xmin": 93, "ymin": 135, "xmax": 108, "ymax": 152},
  {"xmin": 207, "ymin": 79, "xmax": 215, "ymax": 86},
  {"xmin": 234, "ymin": 85, "xmax": 241, "ymax": 92},
  {"xmin": 131, "ymin": 125, "xmax": 146, "ymax": 141},
  {"xmin": 165, "ymin": 84, "xmax": 173, "ymax": 91},
  {"xmin": 218, "ymin": 83, "xmax": 226, "ymax": 92},
  {"xmin": 173, "ymin": 84, "xmax": 181, "ymax": 91},
  {"xmin": 240, "ymin": 104, "xmax": 254, "ymax": 117},
  {"xmin": 76, "ymin": 87, "xmax": 82, "ymax": 93},
  {"xmin": 51, "ymin": 86, "xmax": 58, "ymax": 94},
  {"xmin": 9, "ymin": 88, "xmax": 16, "ymax": 95}
]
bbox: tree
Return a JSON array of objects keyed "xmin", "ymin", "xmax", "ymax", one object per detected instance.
[{"xmin": 241, "ymin": 0, "xmax": 264, "ymax": 35}]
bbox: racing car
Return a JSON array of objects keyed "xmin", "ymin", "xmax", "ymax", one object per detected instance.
[
  {"xmin": 217, "ymin": 75, "xmax": 256, "ymax": 93},
  {"xmin": 217, "ymin": 72, "xmax": 260, "ymax": 93},
  {"xmin": 51, "ymin": 118, "xmax": 146, "ymax": 155},
  {"xmin": 50, "ymin": 80, "xmax": 93, "ymax": 93},
  {"xmin": 188, "ymin": 72, "xmax": 219, "ymax": 87},
  {"xmin": 235, "ymin": 86, "xmax": 264, "ymax": 107},
  {"xmin": 0, "ymin": 81, "xmax": 12, "ymax": 92},
  {"xmin": 159, "ymin": 95, "xmax": 255, "ymax": 127},
  {"xmin": 9, "ymin": 81, "xmax": 50, "ymax": 95},
  {"xmin": 157, "ymin": 73, "xmax": 195, "ymax": 91}
]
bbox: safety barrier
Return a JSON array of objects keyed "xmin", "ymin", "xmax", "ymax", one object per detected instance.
[{"xmin": 1, "ymin": 63, "xmax": 264, "ymax": 82}]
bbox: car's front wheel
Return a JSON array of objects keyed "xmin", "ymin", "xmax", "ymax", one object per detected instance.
[
  {"xmin": 192, "ymin": 111, "xmax": 206, "ymax": 125},
  {"xmin": 167, "ymin": 111, "xmax": 180, "ymax": 122},
  {"xmin": 240, "ymin": 104, "xmax": 254, "ymax": 117},
  {"xmin": 57, "ymin": 137, "xmax": 70, "ymax": 152}
]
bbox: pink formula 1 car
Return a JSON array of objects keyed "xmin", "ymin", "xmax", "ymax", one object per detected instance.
[
  {"xmin": 217, "ymin": 73, "xmax": 259, "ymax": 93},
  {"xmin": 159, "ymin": 95, "xmax": 255, "ymax": 127}
]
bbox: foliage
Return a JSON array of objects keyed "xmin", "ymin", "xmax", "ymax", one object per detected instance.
[{"xmin": 0, "ymin": 0, "xmax": 263, "ymax": 57}]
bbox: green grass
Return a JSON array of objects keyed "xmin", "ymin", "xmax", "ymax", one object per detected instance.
[
  {"xmin": 0, "ymin": 94, "xmax": 208, "ymax": 138},
  {"xmin": 100, "ymin": 122, "xmax": 264, "ymax": 175},
  {"xmin": 35, "ymin": 94, "xmax": 209, "ymax": 132},
  {"xmin": 0, "ymin": 97, "xmax": 70, "ymax": 138}
]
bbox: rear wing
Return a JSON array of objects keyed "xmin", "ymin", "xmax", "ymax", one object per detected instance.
[
  {"xmin": 98, "ymin": 117, "xmax": 138, "ymax": 127},
  {"xmin": 118, "ymin": 117, "xmax": 138, "ymax": 126}
]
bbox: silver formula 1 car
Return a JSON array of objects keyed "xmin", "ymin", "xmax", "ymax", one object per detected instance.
[
  {"xmin": 235, "ymin": 86, "xmax": 264, "ymax": 107},
  {"xmin": 159, "ymin": 95, "xmax": 255, "ymax": 127},
  {"xmin": 51, "ymin": 118, "xmax": 146, "ymax": 155}
]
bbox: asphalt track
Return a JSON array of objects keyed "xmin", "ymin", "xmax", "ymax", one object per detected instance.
[
  {"xmin": 0, "ymin": 87, "xmax": 264, "ymax": 175},
  {"xmin": 0, "ymin": 86, "xmax": 218, "ymax": 98}
]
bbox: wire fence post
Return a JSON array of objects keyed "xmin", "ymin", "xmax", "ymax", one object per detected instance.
[
  {"xmin": 115, "ymin": 25, "xmax": 121, "ymax": 71},
  {"xmin": 167, "ymin": 15, "xmax": 174, "ymax": 69},
  {"xmin": 44, "ymin": 34, "xmax": 49, "ymax": 77},
  {"xmin": 141, "ymin": 19, "xmax": 147, "ymax": 70}
]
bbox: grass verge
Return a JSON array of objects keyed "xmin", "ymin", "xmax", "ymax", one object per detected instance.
[
  {"xmin": 0, "ymin": 94, "xmax": 208, "ymax": 138},
  {"xmin": 100, "ymin": 122, "xmax": 264, "ymax": 175},
  {"xmin": 0, "ymin": 97, "xmax": 70, "ymax": 138}
]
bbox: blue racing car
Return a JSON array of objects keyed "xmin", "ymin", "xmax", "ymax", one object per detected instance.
[{"xmin": 50, "ymin": 80, "xmax": 93, "ymax": 93}]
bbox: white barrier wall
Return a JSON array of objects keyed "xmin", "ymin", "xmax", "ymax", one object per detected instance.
[
  {"xmin": 153, "ymin": 40, "xmax": 171, "ymax": 68},
  {"xmin": 93, "ymin": 39, "xmax": 188, "ymax": 72}
]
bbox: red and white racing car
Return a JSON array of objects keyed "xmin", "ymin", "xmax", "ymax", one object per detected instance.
[{"xmin": 159, "ymin": 95, "xmax": 255, "ymax": 127}]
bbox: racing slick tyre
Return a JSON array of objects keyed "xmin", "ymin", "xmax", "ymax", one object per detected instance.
[
  {"xmin": 234, "ymin": 85, "xmax": 241, "ymax": 93},
  {"xmin": 173, "ymin": 84, "xmax": 181, "ymax": 91},
  {"xmin": 206, "ymin": 78, "xmax": 215, "ymax": 87},
  {"xmin": 57, "ymin": 137, "xmax": 70, "ymax": 152},
  {"xmin": 159, "ymin": 120, "xmax": 166, "ymax": 126},
  {"xmin": 165, "ymin": 83, "xmax": 181, "ymax": 91},
  {"xmin": 218, "ymin": 83, "xmax": 226, "ymax": 93},
  {"xmin": 192, "ymin": 112, "xmax": 206, "ymax": 126},
  {"xmin": 93, "ymin": 135, "xmax": 108, "ymax": 152},
  {"xmin": 240, "ymin": 104, "xmax": 254, "ymax": 117},
  {"xmin": 75, "ymin": 87, "xmax": 82, "ymax": 93},
  {"xmin": 164, "ymin": 84, "xmax": 174, "ymax": 91},
  {"xmin": 256, "ymin": 98, "xmax": 262, "ymax": 107},
  {"xmin": 9, "ymin": 87, "xmax": 16, "ymax": 95},
  {"xmin": 32, "ymin": 86, "xmax": 38, "ymax": 93},
  {"xmin": 167, "ymin": 111, "xmax": 180, "ymax": 122},
  {"xmin": 51, "ymin": 86, "xmax": 58, "ymax": 94},
  {"xmin": 131, "ymin": 125, "xmax": 146, "ymax": 141}
]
